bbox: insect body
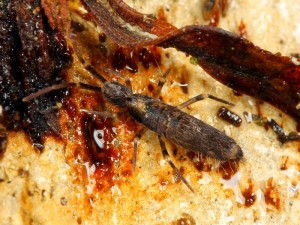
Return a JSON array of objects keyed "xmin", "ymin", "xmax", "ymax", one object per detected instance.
[
  {"xmin": 23, "ymin": 40, "xmax": 243, "ymax": 191},
  {"xmin": 103, "ymin": 81, "xmax": 243, "ymax": 161},
  {"xmin": 24, "ymin": 72, "xmax": 243, "ymax": 192}
]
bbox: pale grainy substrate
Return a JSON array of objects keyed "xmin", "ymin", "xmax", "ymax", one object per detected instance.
[{"xmin": 0, "ymin": 1, "xmax": 299, "ymax": 224}]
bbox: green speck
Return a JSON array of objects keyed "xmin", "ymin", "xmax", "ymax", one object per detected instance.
[
  {"xmin": 190, "ymin": 57, "xmax": 199, "ymax": 65},
  {"xmin": 252, "ymin": 114, "xmax": 267, "ymax": 126}
]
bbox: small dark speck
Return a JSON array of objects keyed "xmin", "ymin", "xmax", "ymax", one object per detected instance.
[
  {"xmin": 148, "ymin": 83, "xmax": 154, "ymax": 92},
  {"xmin": 77, "ymin": 217, "xmax": 82, "ymax": 224},
  {"xmin": 18, "ymin": 168, "xmax": 29, "ymax": 178},
  {"xmin": 71, "ymin": 21, "xmax": 85, "ymax": 32},
  {"xmin": 98, "ymin": 44, "xmax": 107, "ymax": 56},
  {"xmin": 173, "ymin": 213, "xmax": 196, "ymax": 225},
  {"xmin": 99, "ymin": 33, "xmax": 107, "ymax": 42},
  {"xmin": 233, "ymin": 90, "xmax": 242, "ymax": 96},
  {"xmin": 173, "ymin": 148, "xmax": 178, "ymax": 156},
  {"xmin": 279, "ymin": 39, "xmax": 284, "ymax": 44},
  {"xmin": 291, "ymin": 53, "xmax": 300, "ymax": 58},
  {"xmin": 60, "ymin": 197, "xmax": 67, "ymax": 205}
]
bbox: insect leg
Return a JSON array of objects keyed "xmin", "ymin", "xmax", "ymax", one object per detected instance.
[
  {"xmin": 158, "ymin": 136, "xmax": 195, "ymax": 193},
  {"xmin": 154, "ymin": 68, "xmax": 171, "ymax": 98},
  {"xmin": 22, "ymin": 82, "xmax": 102, "ymax": 102},
  {"xmin": 131, "ymin": 69, "xmax": 170, "ymax": 171},
  {"xmin": 70, "ymin": 33, "xmax": 108, "ymax": 84},
  {"xmin": 177, "ymin": 93, "xmax": 234, "ymax": 109},
  {"xmin": 132, "ymin": 127, "xmax": 148, "ymax": 171},
  {"xmin": 84, "ymin": 65, "xmax": 108, "ymax": 83},
  {"xmin": 80, "ymin": 109, "xmax": 115, "ymax": 118}
]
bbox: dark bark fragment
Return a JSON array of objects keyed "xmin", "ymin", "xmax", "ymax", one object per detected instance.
[
  {"xmin": 0, "ymin": 0, "xmax": 22, "ymax": 119},
  {"xmin": 0, "ymin": 0, "xmax": 72, "ymax": 150},
  {"xmin": 159, "ymin": 26, "xmax": 300, "ymax": 123}
]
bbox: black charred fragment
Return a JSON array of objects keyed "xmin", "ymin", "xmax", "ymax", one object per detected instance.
[
  {"xmin": 0, "ymin": 136, "xmax": 7, "ymax": 158},
  {"xmin": 218, "ymin": 106, "xmax": 242, "ymax": 127},
  {"xmin": 0, "ymin": 0, "xmax": 22, "ymax": 120},
  {"xmin": 245, "ymin": 113, "xmax": 299, "ymax": 143},
  {"xmin": 267, "ymin": 118, "xmax": 300, "ymax": 143},
  {"xmin": 0, "ymin": 0, "xmax": 72, "ymax": 150},
  {"xmin": 0, "ymin": 127, "xmax": 7, "ymax": 159}
]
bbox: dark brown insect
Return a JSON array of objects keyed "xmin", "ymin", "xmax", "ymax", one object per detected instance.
[
  {"xmin": 24, "ymin": 64, "xmax": 243, "ymax": 192},
  {"xmin": 103, "ymin": 82, "xmax": 243, "ymax": 161}
]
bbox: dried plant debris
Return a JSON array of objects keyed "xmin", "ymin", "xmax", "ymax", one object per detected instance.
[
  {"xmin": 0, "ymin": 0, "xmax": 72, "ymax": 151},
  {"xmin": 82, "ymin": 0, "xmax": 300, "ymax": 123},
  {"xmin": 244, "ymin": 112, "xmax": 300, "ymax": 143}
]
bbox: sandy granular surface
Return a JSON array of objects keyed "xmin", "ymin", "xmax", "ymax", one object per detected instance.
[{"xmin": 0, "ymin": 0, "xmax": 299, "ymax": 224}]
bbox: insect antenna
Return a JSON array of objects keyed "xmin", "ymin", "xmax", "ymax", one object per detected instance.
[
  {"xmin": 70, "ymin": 32, "xmax": 112, "ymax": 85},
  {"xmin": 22, "ymin": 83, "xmax": 70, "ymax": 102},
  {"xmin": 154, "ymin": 68, "xmax": 171, "ymax": 98},
  {"xmin": 80, "ymin": 109, "xmax": 115, "ymax": 118},
  {"xmin": 22, "ymin": 82, "xmax": 102, "ymax": 102},
  {"xmin": 85, "ymin": 65, "xmax": 108, "ymax": 84},
  {"xmin": 177, "ymin": 93, "xmax": 234, "ymax": 109},
  {"xmin": 21, "ymin": 34, "xmax": 107, "ymax": 102},
  {"xmin": 132, "ymin": 128, "xmax": 147, "ymax": 171}
]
